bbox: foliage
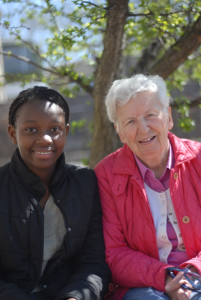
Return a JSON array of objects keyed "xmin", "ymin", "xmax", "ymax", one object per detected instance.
[
  {"xmin": 1, "ymin": 0, "xmax": 201, "ymax": 158},
  {"xmin": 70, "ymin": 119, "xmax": 86, "ymax": 135},
  {"xmin": 174, "ymin": 96, "xmax": 196, "ymax": 132},
  {"xmin": 1, "ymin": 0, "xmax": 201, "ymax": 87},
  {"xmin": 1, "ymin": 0, "xmax": 200, "ymax": 91},
  {"xmin": 80, "ymin": 157, "xmax": 89, "ymax": 166}
]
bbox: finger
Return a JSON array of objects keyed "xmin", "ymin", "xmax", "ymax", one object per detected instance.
[
  {"xmin": 165, "ymin": 275, "xmax": 190, "ymax": 292},
  {"xmin": 172, "ymin": 271, "xmax": 190, "ymax": 286},
  {"xmin": 165, "ymin": 287, "xmax": 190, "ymax": 300},
  {"xmin": 181, "ymin": 289, "xmax": 191, "ymax": 299},
  {"xmin": 176, "ymin": 287, "xmax": 191, "ymax": 300}
]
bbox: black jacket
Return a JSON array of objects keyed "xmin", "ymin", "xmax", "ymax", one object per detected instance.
[{"xmin": 0, "ymin": 149, "xmax": 110, "ymax": 300}]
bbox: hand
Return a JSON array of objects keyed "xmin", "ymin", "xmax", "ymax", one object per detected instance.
[{"xmin": 165, "ymin": 271, "xmax": 191, "ymax": 300}]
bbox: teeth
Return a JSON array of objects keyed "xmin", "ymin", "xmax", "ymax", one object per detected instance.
[
  {"xmin": 35, "ymin": 151, "xmax": 52, "ymax": 155},
  {"xmin": 140, "ymin": 137, "xmax": 154, "ymax": 143},
  {"xmin": 142, "ymin": 137, "xmax": 152, "ymax": 142}
]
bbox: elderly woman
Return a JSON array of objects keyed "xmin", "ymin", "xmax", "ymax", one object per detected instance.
[{"xmin": 94, "ymin": 74, "xmax": 201, "ymax": 300}]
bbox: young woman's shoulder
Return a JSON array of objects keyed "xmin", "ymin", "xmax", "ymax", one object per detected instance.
[
  {"xmin": 0, "ymin": 162, "xmax": 11, "ymax": 181},
  {"xmin": 66, "ymin": 163, "xmax": 97, "ymax": 182},
  {"xmin": 64, "ymin": 164, "xmax": 98, "ymax": 198}
]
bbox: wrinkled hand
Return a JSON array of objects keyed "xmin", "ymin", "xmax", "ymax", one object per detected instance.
[{"xmin": 165, "ymin": 272, "xmax": 191, "ymax": 300}]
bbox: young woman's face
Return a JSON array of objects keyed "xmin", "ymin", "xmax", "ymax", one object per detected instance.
[{"xmin": 8, "ymin": 100, "xmax": 69, "ymax": 176}]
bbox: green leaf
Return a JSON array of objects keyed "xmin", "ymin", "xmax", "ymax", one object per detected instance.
[{"xmin": 71, "ymin": 119, "xmax": 86, "ymax": 135}]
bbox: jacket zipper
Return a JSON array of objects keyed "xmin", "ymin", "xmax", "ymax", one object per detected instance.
[
  {"xmin": 34, "ymin": 198, "xmax": 45, "ymax": 289},
  {"xmin": 169, "ymin": 168, "xmax": 193, "ymax": 259}
]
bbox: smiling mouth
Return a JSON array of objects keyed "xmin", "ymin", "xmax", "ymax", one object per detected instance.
[
  {"xmin": 139, "ymin": 136, "xmax": 156, "ymax": 143},
  {"xmin": 35, "ymin": 151, "xmax": 53, "ymax": 155},
  {"xmin": 32, "ymin": 150, "xmax": 55, "ymax": 156}
]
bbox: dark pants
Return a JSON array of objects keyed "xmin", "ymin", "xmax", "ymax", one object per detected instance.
[{"xmin": 31, "ymin": 291, "xmax": 54, "ymax": 300}]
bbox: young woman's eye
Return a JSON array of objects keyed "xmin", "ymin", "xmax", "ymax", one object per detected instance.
[
  {"xmin": 26, "ymin": 128, "xmax": 36, "ymax": 133},
  {"xmin": 51, "ymin": 127, "xmax": 61, "ymax": 133}
]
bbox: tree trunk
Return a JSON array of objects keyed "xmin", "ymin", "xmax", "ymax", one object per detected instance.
[
  {"xmin": 149, "ymin": 14, "xmax": 201, "ymax": 79},
  {"xmin": 131, "ymin": 38, "xmax": 163, "ymax": 74},
  {"xmin": 89, "ymin": 0, "xmax": 129, "ymax": 168}
]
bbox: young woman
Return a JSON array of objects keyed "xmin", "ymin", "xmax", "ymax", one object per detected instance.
[{"xmin": 0, "ymin": 86, "xmax": 110, "ymax": 300}]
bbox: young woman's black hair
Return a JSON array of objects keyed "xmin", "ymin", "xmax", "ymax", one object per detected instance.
[{"xmin": 8, "ymin": 86, "xmax": 70, "ymax": 126}]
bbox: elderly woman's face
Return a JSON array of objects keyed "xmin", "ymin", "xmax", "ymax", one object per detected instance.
[{"xmin": 115, "ymin": 91, "xmax": 173, "ymax": 169}]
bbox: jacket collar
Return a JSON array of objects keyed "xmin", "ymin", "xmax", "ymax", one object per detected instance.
[
  {"xmin": 9, "ymin": 148, "xmax": 67, "ymax": 200},
  {"xmin": 168, "ymin": 132, "xmax": 196, "ymax": 165},
  {"xmin": 112, "ymin": 143, "xmax": 138, "ymax": 176},
  {"xmin": 112, "ymin": 132, "xmax": 196, "ymax": 176}
]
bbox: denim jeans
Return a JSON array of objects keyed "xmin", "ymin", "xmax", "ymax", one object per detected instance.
[{"xmin": 123, "ymin": 287, "xmax": 201, "ymax": 300}]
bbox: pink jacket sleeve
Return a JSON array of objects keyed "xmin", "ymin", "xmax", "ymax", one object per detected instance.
[{"xmin": 95, "ymin": 164, "xmax": 172, "ymax": 292}]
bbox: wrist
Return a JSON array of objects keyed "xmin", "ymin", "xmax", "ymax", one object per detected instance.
[{"xmin": 165, "ymin": 273, "xmax": 173, "ymax": 285}]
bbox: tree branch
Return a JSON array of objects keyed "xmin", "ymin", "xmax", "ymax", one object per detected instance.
[
  {"xmin": 1, "ymin": 24, "xmax": 57, "ymax": 71},
  {"xmin": 0, "ymin": 51, "xmax": 94, "ymax": 95},
  {"xmin": 0, "ymin": 23, "xmax": 30, "ymax": 30},
  {"xmin": 0, "ymin": 51, "xmax": 60, "ymax": 75},
  {"xmin": 44, "ymin": 0, "xmax": 60, "ymax": 33},
  {"xmin": 131, "ymin": 38, "xmax": 164, "ymax": 74},
  {"xmin": 14, "ymin": 36, "xmax": 57, "ymax": 70},
  {"xmin": 73, "ymin": 78, "xmax": 93, "ymax": 95},
  {"xmin": 149, "ymin": 13, "xmax": 201, "ymax": 79},
  {"xmin": 171, "ymin": 96, "xmax": 201, "ymax": 109},
  {"xmin": 79, "ymin": 1, "xmax": 103, "ymax": 9},
  {"xmin": 127, "ymin": 9, "xmax": 197, "ymax": 18}
]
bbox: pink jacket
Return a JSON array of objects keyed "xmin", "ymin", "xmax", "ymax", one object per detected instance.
[{"xmin": 95, "ymin": 132, "xmax": 201, "ymax": 300}]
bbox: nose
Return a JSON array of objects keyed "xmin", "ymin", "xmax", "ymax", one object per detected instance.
[
  {"xmin": 138, "ymin": 117, "xmax": 149, "ymax": 134},
  {"xmin": 36, "ymin": 133, "xmax": 53, "ymax": 145}
]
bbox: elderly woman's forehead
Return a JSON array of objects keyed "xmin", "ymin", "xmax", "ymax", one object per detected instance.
[
  {"xmin": 128, "ymin": 91, "xmax": 161, "ymax": 104},
  {"xmin": 115, "ymin": 91, "xmax": 165, "ymax": 116}
]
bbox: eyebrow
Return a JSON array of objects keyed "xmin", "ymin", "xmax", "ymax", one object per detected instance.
[
  {"xmin": 123, "ymin": 108, "xmax": 158, "ymax": 121},
  {"xmin": 22, "ymin": 119, "xmax": 62, "ymax": 124},
  {"xmin": 123, "ymin": 116, "xmax": 136, "ymax": 122},
  {"xmin": 23, "ymin": 120, "xmax": 38, "ymax": 124}
]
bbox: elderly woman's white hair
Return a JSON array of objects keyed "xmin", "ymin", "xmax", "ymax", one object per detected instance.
[{"xmin": 105, "ymin": 74, "xmax": 170, "ymax": 124}]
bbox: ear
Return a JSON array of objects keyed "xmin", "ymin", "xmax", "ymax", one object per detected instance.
[
  {"xmin": 8, "ymin": 125, "xmax": 18, "ymax": 145},
  {"xmin": 114, "ymin": 124, "xmax": 126, "ymax": 144},
  {"xmin": 167, "ymin": 107, "xmax": 174, "ymax": 130},
  {"xmin": 65, "ymin": 124, "xmax": 70, "ymax": 137}
]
